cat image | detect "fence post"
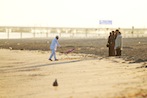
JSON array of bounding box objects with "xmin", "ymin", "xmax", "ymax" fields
[
  {"xmin": 20, "ymin": 32, "xmax": 22, "ymax": 38},
  {"xmin": 6, "ymin": 29, "xmax": 10, "ymax": 39},
  {"xmin": 131, "ymin": 26, "xmax": 134, "ymax": 38}
]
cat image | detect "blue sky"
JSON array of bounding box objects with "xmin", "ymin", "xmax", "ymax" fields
[{"xmin": 0, "ymin": 0, "xmax": 147, "ymax": 28}]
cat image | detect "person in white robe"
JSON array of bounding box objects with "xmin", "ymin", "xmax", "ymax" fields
[
  {"xmin": 115, "ymin": 31, "xmax": 122, "ymax": 56},
  {"xmin": 49, "ymin": 36, "xmax": 61, "ymax": 61}
]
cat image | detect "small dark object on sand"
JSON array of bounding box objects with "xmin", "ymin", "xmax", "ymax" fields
[{"xmin": 53, "ymin": 79, "xmax": 58, "ymax": 86}]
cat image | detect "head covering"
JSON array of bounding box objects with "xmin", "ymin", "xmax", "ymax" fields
[
  {"xmin": 115, "ymin": 29, "xmax": 119, "ymax": 32},
  {"xmin": 56, "ymin": 35, "xmax": 59, "ymax": 39}
]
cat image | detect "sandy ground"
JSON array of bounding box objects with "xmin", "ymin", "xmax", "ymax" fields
[
  {"xmin": 0, "ymin": 38, "xmax": 147, "ymax": 62},
  {"xmin": 0, "ymin": 49, "xmax": 147, "ymax": 98}
]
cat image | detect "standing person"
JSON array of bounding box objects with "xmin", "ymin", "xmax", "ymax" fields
[
  {"xmin": 107, "ymin": 31, "xmax": 115, "ymax": 56},
  {"xmin": 111, "ymin": 31, "xmax": 115, "ymax": 56},
  {"xmin": 49, "ymin": 36, "xmax": 61, "ymax": 61},
  {"xmin": 114, "ymin": 30, "xmax": 117, "ymax": 39},
  {"xmin": 115, "ymin": 30, "xmax": 122, "ymax": 56}
]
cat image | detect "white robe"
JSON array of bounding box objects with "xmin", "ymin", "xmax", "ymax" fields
[
  {"xmin": 50, "ymin": 38, "xmax": 60, "ymax": 50},
  {"xmin": 115, "ymin": 34, "xmax": 122, "ymax": 49}
]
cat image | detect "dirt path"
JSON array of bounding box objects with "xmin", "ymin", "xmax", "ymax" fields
[{"xmin": 0, "ymin": 49, "xmax": 147, "ymax": 98}]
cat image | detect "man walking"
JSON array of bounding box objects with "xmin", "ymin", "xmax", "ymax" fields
[{"xmin": 49, "ymin": 36, "xmax": 61, "ymax": 61}]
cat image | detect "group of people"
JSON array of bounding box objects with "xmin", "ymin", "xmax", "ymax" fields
[
  {"xmin": 48, "ymin": 29, "xmax": 122, "ymax": 61},
  {"xmin": 107, "ymin": 29, "xmax": 122, "ymax": 56}
]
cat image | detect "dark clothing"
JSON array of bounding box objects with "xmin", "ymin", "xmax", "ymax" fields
[
  {"xmin": 116, "ymin": 47, "xmax": 121, "ymax": 56},
  {"xmin": 108, "ymin": 35, "xmax": 115, "ymax": 56}
]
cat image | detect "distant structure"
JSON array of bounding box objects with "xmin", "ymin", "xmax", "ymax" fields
[{"xmin": 0, "ymin": 26, "xmax": 147, "ymax": 38}]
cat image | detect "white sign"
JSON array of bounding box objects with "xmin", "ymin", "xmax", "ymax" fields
[{"xmin": 99, "ymin": 20, "xmax": 112, "ymax": 25}]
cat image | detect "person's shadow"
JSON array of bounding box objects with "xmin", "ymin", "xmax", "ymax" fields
[{"xmin": 0, "ymin": 59, "xmax": 84, "ymax": 72}]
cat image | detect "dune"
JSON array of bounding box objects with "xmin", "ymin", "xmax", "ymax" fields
[{"xmin": 0, "ymin": 49, "xmax": 147, "ymax": 98}]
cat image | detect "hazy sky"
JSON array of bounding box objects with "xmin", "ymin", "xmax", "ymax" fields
[{"xmin": 0, "ymin": 0, "xmax": 147, "ymax": 28}]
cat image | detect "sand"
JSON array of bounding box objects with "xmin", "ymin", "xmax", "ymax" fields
[
  {"xmin": 0, "ymin": 38, "xmax": 147, "ymax": 62},
  {"xmin": 0, "ymin": 49, "xmax": 147, "ymax": 98}
]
